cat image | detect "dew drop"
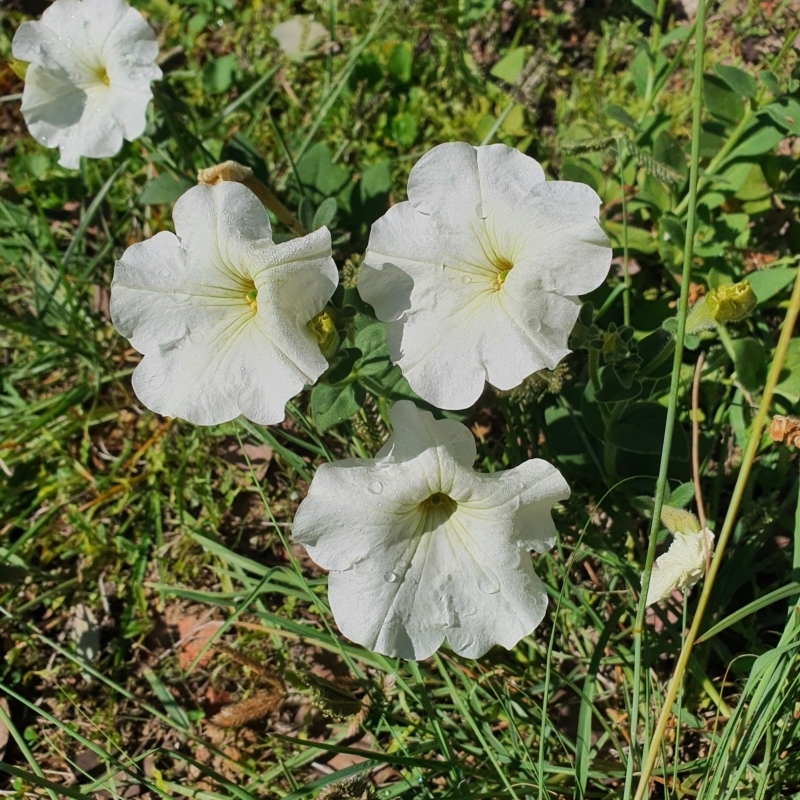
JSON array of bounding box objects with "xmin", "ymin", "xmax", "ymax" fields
[
  {"xmin": 477, "ymin": 568, "xmax": 500, "ymax": 594},
  {"xmin": 530, "ymin": 318, "xmax": 542, "ymax": 333},
  {"xmin": 461, "ymin": 275, "xmax": 471, "ymax": 284},
  {"xmin": 160, "ymin": 269, "xmax": 170, "ymax": 278},
  {"xmin": 460, "ymin": 595, "xmax": 477, "ymax": 616},
  {"xmin": 188, "ymin": 330, "xmax": 204, "ymax": 344},
  {"xmin": 474, "ymin": 201, "xmax": 488, "ymax": 219},
  {"xmin": 383, "ymin": 571, "xmax": 398, "ymax": 583},
  {"xmin": 368, "ymin": 480, "xmax": 383, "ymax": 495}
]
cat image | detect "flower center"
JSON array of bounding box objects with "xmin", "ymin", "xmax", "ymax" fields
[
  {"xmin": 93, "ymin": 66, "xmax": 110, "ymax": 86},
  {"xmin": 420, "ymin": 492, "xmax": 457, "ymax": 527},
  {"xmin": 490, "ymin": 255, "xmax": 514, "ymax": 291},
  {"xmin": 245, "ymin": 287, "xmax": 258, "ymax": 312}
]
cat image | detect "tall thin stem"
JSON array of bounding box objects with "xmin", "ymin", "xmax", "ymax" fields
[
  {"xmin": 622, "ymin": 2, "xmax": 707, "ymax": 796},
  {"xmin": 633, "ymin": 261, "xmax": 800, "ymax": 800}
]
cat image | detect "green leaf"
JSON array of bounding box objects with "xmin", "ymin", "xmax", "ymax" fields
[
  {"xmin": 728, "ymin": 337, "xmax": 766, "ymax": 394},
  {"xmin": 327, "ymin": 347, "xmax": 361, "ymax": 384},
  {"xmin": 653, "ymin": 130, "xmax": 688, "ymax": 180},
  {"xmin": 603, "ymin": 221, "xmax": 657, "ymax": 254},
  {"xmin": 762, "ymin": 98, "xmax": 800, "ymax": 135},
  {"xmin": 360, "ymin": 160, "xmax": 392, "ymax": 200},
  {"xmin": 659, "ymin": 214, "xmax": 686, "ymax": 251},
  {"xmin": 490, "ymin": 48, "xmax": 527, "ymax": 83},
  {"xmin": 596, "ymin": 366, "xmax": 642, "ymax": 402},
  {"xmin": 387, "ymin": 43, "xmax": 413, "ymax": 83},
  {"xmin": 298, "ymin": 196, "xmax": 315, "ymax": 231},
  {"xmin": 138, "ymin": 173, "xmax": 194, "ymax": 205},
  {"xmin": 703, "ymin": 74, "xmax": 745, "ymax": 124},
  {"xmin": 312, "ymin": 197, "xmax": 338, "ymax": 230},
  {"xmin": 296, "ymin": 143, "xmax": 351, "ymax": 200},
  {"xmin": 606, "ymin": 402, "xmax": 688, "ymax": 457},
  {"xmin": 391, "ymin": 113, "xmax": 418, "ymax": 147},
  {"xmin": 311, "ymin": 380, "xmax": 365, "ymax": 431},
  {"xmin": 727, "ymin": 119, "xmax": 786, "ymax": 159},
  {"xmin": 713, "ymin": 64, "xmax": 756, "ymax": 99},
  {"xmin": 604, "ymin": 104, "xmax": 637, "ymax": 130},
  {"xmin": 202, "ymin": 54, "xmax": 237, "ymax": 95},
  {"xmin": 774, "ymin": 339, "xmax": 800, "ymax": 402},
  {"xmin": 354, "ymin": 322, "xmax": 392, "ymax": 377},
  {"xmin": 667, "ymin": 482, "xmax": 696, "ymax": 508},
  {"xmin": 631, "ymin": 0, "xmax": 657, "ymax": 15},
  {"xmin": 747, "ymin": 267, "xmax": 796, "ymax": 305}
]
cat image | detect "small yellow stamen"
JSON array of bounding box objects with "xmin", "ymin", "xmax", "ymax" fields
[
  {"xmin": 491, "ymin": 255, "xmax": 514, "ymax": 291},
  {"xmin": 246, "ymin": 287, "xmax": 258, "ymax": 312},
  {"xmin": 94, "ymin": 66, "xmax": 110, "ymax": 86}
]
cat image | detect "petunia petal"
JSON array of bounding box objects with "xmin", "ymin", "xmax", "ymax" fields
[
  {"xmin": 111, "ymin": 183, "xmax": 337, "ymax": 425},
  {"xmin": 12, "ymin": 0, "xmax": 160, "ymax": 168},
  {"xmin": 359, "ymin": 142, "xmax": 612, "ymax": 409},
  {"xmin": 292, "ymin": 400, "xmax": 570, "ymax": 660}
]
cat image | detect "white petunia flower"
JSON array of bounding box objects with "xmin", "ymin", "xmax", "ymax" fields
[
  {"xmin": 358, "ymin": 142, "xmax": 612, "ymax": 410},
  {"xmin": 110, "ymin": 182, "xmax": 338, "ymax": 425},
  {"xmin": 292, "ymin": 400, "xmax": 570, "ymax": 660},
  {"xmin": 645, "ymin": 528, "xmax": 715, "ymax": 606},
  {"xmin": 12, "ymin": 0, "xmax": 162, "ymax": 169}
]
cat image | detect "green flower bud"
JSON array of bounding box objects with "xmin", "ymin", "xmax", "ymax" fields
[
  {"xmin": 705, "ymin": 280, "xmax": 757, "ymax": 324},
  {"xmin": 307, "ymin": 310, "xmax": 340, "ymax": 360},
  {"xmin": 660, "ymin": 505, "xmax": 701, "ymax": 535}
]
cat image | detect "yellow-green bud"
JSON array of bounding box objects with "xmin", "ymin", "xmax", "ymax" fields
[
  {"xmin": 9, "ymin": 59, "xmax": 28, "ymax": 80},
  {"xmin": 660, "ymin": 505, "xmax": 701, "ymax": 535},
  {"xmin": 307, "ymin": 310, "xmax": 339, "ymax": 359},
  {"xmin": 705, "ymin": 280, "xmax": 757, "ymax": 324}
]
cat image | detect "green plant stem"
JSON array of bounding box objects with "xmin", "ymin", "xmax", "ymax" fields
[
  {"xmin": 633, "ymin": 259, "xmax": 800, "ymax": 800},
  {"xmin": 674, "ymin": 105, "xmax": 753, "ymax": 216},
  {"xmin": 623, "ymin": 1, "xmax": 707, "ymax": 796},
  {"xmin": 643, "ymin": 0, "xmax": 669, "ymax": 106},
  {"xmin": 617, "ymin": 139, "xmax": 631, "ymax": 327}
]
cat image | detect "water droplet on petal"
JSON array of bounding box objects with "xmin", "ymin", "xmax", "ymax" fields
[
  {"xmin": 474, "ymin": 202, "xmax": 488, "ymax": 219},
  {"xmin": 477, "ymin": 568, "xmax": 500, "ymax": 594},
  {"xmin": 461, "ymin": 595, "xmax": 477, "ymax": 616},
  {"xmin": 189, "ymin": 330, "xmax": 204, "ymax": 344},
  {"xmin": 383, "ymin": 571, "xmax": 398, "ymax": 583},
  {"xmin": 368, "ymin": 480, "xmax": 383, "ymax": 495},
  {"xmin": 530, "ymin": 318, "xmax": 542, "ymax": 333},
  {"xmin": 461, "ymin": 275, "xmax": 471, "ymax": 284}
]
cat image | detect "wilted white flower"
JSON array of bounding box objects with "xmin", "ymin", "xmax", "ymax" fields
[
  {"xmin": 12, "ymin": 0, "xmax": 162, "ymax": 169},
  {"xmin": 645, "ymin": 528, "xmax": 715, "ymax": 606},
  {"xmin": 272, "ymin": 16, "xmax": 329, "ymax": 61},
  {"xmin": 358, "ymin": 142, "xmax": 612, "ymax": 410},
  {"xmin": 110, "ymin": 182, "xmax": 338, "ymax": 425},
  {"xmin": 292, "ymin": 400, "xmax": 570, "ymax": 660}
]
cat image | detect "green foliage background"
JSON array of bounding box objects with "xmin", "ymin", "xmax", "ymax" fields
[{"xmin": 1, "ymin": 0, "xmax": 800, "ymax": 798}]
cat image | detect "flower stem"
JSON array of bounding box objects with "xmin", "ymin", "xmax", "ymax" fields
[
  {"xmin": 617, "ymin": 139, "xmax": 631, "ymax": 328},
  {"xmin": 633, "ymin": 250, "xmax": 800, "ymax": 800},
  {"xmin": 623, "ymin": 0, "xmax": 707, "ymax": 795}
]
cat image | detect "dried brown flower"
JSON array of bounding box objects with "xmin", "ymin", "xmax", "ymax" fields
[{"xmin": 769, "ymin": 415, "xmax": 800, "ymax": 448}]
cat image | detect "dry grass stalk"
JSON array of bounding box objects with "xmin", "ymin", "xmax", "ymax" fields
[{"xmin": 211, "ymin": 691, "xmax": 282, "ymax": 729}]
